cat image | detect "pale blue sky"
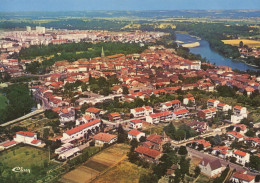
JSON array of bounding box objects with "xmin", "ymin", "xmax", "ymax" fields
[{"xmin": 0, "ymin": 0, "xmax": 259, "ymax": 11}]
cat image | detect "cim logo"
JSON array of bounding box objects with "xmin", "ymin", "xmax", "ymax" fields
[{"xmin": 12, "ymin": 167, "xmax": 31, "ymax": 173}]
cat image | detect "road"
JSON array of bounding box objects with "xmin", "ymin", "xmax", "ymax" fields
[
  {"xmin": 187, "ymin": 147, "xmax": 259, "ymax": 176},
  {"xmin": 0, "ymin": 109, "xmax": 44, "ymax": 127}
]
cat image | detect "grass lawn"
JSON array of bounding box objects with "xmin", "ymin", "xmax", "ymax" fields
[
  {"xmin": 93, "ymin": 160, "xmax": 151, "ymax": 183},
  {"xmin": 195, "ymin": 174, "xmax": 213, "ymax": 183},
  {"xmin": 0, "ymin": 145, "xmax": 49, "ymax": 168},
  {"xmin": 0, "ymin": 93, "xmax": 7, "ymax": 110}
]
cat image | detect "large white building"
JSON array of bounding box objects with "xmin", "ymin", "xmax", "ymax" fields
[
  {"xmin": 130, "ymin": 106, "xmax": 153, "ymax": 118},
  {"xmin": 14, "ymin": 131, "xmax": 44, "ymax": 147},
  {"xmin": 199, "ymin": 158, "xmax": 222, "ymax": 178}
]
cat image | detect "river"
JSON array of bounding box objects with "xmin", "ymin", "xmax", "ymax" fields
[{"xmin": 175, "ymin": 33, "xmax": 258, "ymax": 71}]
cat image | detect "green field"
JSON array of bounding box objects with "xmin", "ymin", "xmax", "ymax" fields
[
  {"xmin": 0, "ymin": 94, "xmax": 7, "ymax": 110},
  {"xmin": 0, "ymin": 145, "xmax": 49, "ymax": 168}
]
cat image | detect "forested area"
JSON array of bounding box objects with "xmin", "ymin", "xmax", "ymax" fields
[
  {"xmin": 0, "ymin": 84, "xmax": 34, "ymax": 124},
  {"xmin": 22, "ymin": 42, "xmax": 147, "ymax": 74}
]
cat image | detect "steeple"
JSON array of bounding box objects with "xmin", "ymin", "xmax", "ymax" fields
[{"xmin": 101, "ymin": 46, "xmax": 105, "ymax": 58}]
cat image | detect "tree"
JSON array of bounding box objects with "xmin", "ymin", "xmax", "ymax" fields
[
  {"xmin": 230, "ymin": 157, "xmax": 237, "ymax": 163},
  {"xmin": 248, "ymin": 155, "xmax": 260, "ymax": 171},
  {"xmin": 245, "ymin": 130, "xmax": 255, "ymax": 137},
  {"xmin": 122, "ymin": 86, "xmax": 129, "ymax": 95},
  {"xmin": 130, "ymin": 139, "xmax": 138, "ymax": 151},
  {"xmin": 178, "ymin": 146, "xmax": 188, "ymax": 155},
  {"xmin": 194, "ymin": 166, "xmax": 201, "ymax": 177},
  {"xmin": 198, "ymin": 144, "xmax": 204, "ymax": 151},
  {"xmin": 164, "ymin": 122, "xmax": 176, "ymax": 139},
  {"xmin": 139, "ymin": 173, "xmax": 158, "ymax": 183},
  {"xmin": 44, "ymin": 109, "xmax": 58, "ymax": 119},
  {"xmin": 239, "ymin": 41, "xmax": 244, "ymax": 48}
]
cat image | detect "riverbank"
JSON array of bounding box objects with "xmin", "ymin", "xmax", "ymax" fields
[
  {"xmin": 182, "ymin": 41, "xmax": 200, "ymax": 48},
  {"xmin": 176, "ymin": 32, "xmax": 259, "ymax": 71}
]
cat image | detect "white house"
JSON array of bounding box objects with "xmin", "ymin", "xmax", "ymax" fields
[
  {"xmin": 212, "ymin": 146, "xmax": 231, "ymax": 159},
  {"xmin": 0, "ymin": 140, "xmax": 17, "ymax": 150},
  {"xmin": 227, "ymin": 131, "xmax": 244, "ymax": 142},
  {"xmin": 146, "ymin": 111, "xmax": 173, "ymax": 124},
  {"xmin": 14, "ymin": 131, "xmax": 44, "ymax": 147},
  {"xmin": 128, "ymin": 129, "xmax": 145, "ymax": 141},
  {"xmin": 231, "ymin": 115, "xmax": 246, "ymax": 124},
  {"xmin": 199, "ymin": 158, "xmax": 223, "ymax": 177},
  {"xmin": 207, "ymin": 99, "xmax": 220, "ymax": 108},
  {"xmin": 172, "ymin": 108, "xmax": 189, "ymax": 120},
  {"xmin": 129, "ymin": 119, "xmax": 143, "ymax": 129},
  {"xmin": 92, "ymin": 133, "xmax": 117, "ymax": 147},
  {"xmin": 230, "ymin": 171, "xmax": 255, "ymax": 183},
  {"xmin": 61, "ymin": 119, "xmax": 101, "ymax": 142},
  {"xmin": 183, "ymin": 97, "xmax": 195, "ymax": 105},
  {"xmin": 232, "ymin": 150, "xmax": 250, "ymax": 166},
  {"xmin": 58, "ymin": 147, "xmax": 80, "ymax": 160},
  {"xmin": 59, "ymin": 108, "xmax": 75, "ymax": 126},
  {"xmin": 233, "ymin": 106, "xmax": 247, "ymax": 116},
  {"xmin": 130, "ymin": 106, "xmax": 153, "ymax": 118},
  {"xmin": 217, "ymin": 103, "xmax": 232, "ymax": 112},
  {"xmin": 161, "ymin": 100, "xmax": 181, "ymax": 111},
  {"xmin": 55, "ymin": 143, "xmax": 74, "ymax": 154}
]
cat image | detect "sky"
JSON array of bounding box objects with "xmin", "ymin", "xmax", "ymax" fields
[{"xmin": 0, "ymin": 0, "xmax": 259, "ymax": 12}]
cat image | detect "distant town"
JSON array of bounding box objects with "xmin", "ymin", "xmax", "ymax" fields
[{"xmin": 0, "ymin": 24, "xmax": 260, "ymax": 183}]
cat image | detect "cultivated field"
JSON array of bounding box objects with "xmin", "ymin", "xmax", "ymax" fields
[
  {"xmin": 60, "ymin": 144, "xmax": 130, "ymax": 183},
  {"xmin": 0, "ymin": 145, "xmax": 49, "ymax": 168},
  {"xmin": 93, "ymin": 160, "xmax": 151, "ymax": 183},
  {"xmin": 222, "ymin": 39, "xmax": 260, "ymax": 48}
]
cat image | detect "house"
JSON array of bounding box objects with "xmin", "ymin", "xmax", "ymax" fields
[
  {"xmin": 128, "ymin": 129, "xmax": 145, "ymax": 141},
  {"xmin": 0, "ymin": 140, "xmax": 17, "ymax": 150},
  {"xmin": 135, "ymin": 146, "xmax": 162, "ymax": 163},
  {"xmin": 59, "ymin": 108, "xmax": 75, "ymax": 126},
  {"xmin": 130, "ymin": 106, "xmax": 153, "ymax": 118},
  {"xmin": 217, "ymin": 103, "xmax": 232, "ymax": 112},
  {"xmin": 227, "ymin": 131, "xmax": 244, "ymax": 142},
  {"xmin": 111, "ymin": 85, "xmax": 123, "ymax": 94},
  {"xmin": 58, "ymin": 147, "xmax": 81, "ymax": 160},
  {"xmin": 199, "ymin": 158, "xmax": 222, "ymax": 177},
  {"xmin": 230, "ymin": 171, "xmax": 255, "ymax": 183},
  {"xmin": 244, "ymin": 137, "xmax": 260, "ymax": 147},
  {"xmin": 161, "ymin": 100, "xmax": 181, "ymax": 111},
  {"xmin": 192, "ymin": 139, "xmax": 211, "ymax": 150},
  {"xmin": 232, "ymin": 124, "xmax": 248, "ymax": 134},
  {"xmin": 232, "ymin": 150, "xmax": 250, "ymax": 166},
  {"xmin": 145, "ymin": 111, "xmax": 173, "ymax": 124},
  {"xmin": 108, "ymin": 112, "xmax": 121, "ymax": 122},
  {"xmin": 187, "ymin": 121, "xmax": 208, "ymax": 133},
  {"xmin": 183, "ymin": 97, "xmax": 195, "ymax": 105},
  {"xmin": 198, "ymin": 108, "xmax": 217, "ymax": 119},
  {"xmin": 143, "ymin": 134, "xmax": 168, "ymax": 151},
  {"xmin": 13, "ymin": 131, "xmax": 44, "ymax": 147},
  {"xmin": 129, "ymin": 119, "xmax": 143, "ymax": 129},
  {"xmin": 231, "ymin": 114, "xmax": 246, "ymax": 124},
  {"xmin": 61, "ymin": 119, "xmax": 101, "ymax": 142},
  {"xmin": 85, "ymin": 107, "xmax": 101, "ymax": 118},
  {"xmin": 172, "ymin": 108, "xmax": 189, "ymax": 120},
  {"xmin": 212, "ymin": 146, "xmax": 231, "ymax": 159},
  {"xmin": 55, "ymin": 143, "xmax": 74, "ymax": 154},
  {"xmin": 92, "ymin": 133, "xmax": 117, "ymax": 147},
  {"xmin": 233, "ymin": 106, "xmax": 247, "ymax": 116},
  {"xmin": 207, "ymin": 99, "xmax": 220, "ymax": 108}
]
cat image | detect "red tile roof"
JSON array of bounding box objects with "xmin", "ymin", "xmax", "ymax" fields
[
  {"xmin": 150, "ymin": 111, "xmax": 172, "ymax": 118},
  {"xmin": 193, "ymin": 139, "xmax": 211, "ymax": 147},
  {"xmin": 234, "ymin": 150, "xmax": 247, "ymax": 157},
  {"xmin": 135, "ymin": 146, "xmax": 162, "ymax": 159},
  {"xmin": 65, "ymin": 119, "xmax": 100, "ymax": 136},
  {"xmin": 86, "ymin": 107, "xmax": 101, "ymax": 113},
  {"xmin": 92, "ymin": 133, "xmax": 117, "ymax": 142},
  {"xmin": 227, "ymin": 131, "xmax": 244, "ymax": 139},
  {"xmin": 234, "ymin": 105, "xmax": 243, "ymax": 110},
  {"xmin": 2, "ymin": 140, "xmax": 16, "ymax": 147},
  {"xmin": 174, "ymin": 109, "xmax": 189, "ymax": 115},
  {"xmin": 31, "ymin": 139, "xmax": 40, "ymax": 144},
  {"xmin": 17, "ymin": 131, "xmax": 35, "ymax": 137},
  {"xmin": 128, "ymin": 129, "xmax": 142, "ymax": 136},
  {"xmin": 130, "ymin": 119, "xmax": 142, "ymax": 124},
  {"xmin": 232, "ymin": 172, "xmax": 255, "ymax": 182}
]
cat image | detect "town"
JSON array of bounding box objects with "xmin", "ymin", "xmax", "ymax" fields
[{"xmin": 0, "ymin": 24, "xmax": 260, "ymax": 183}]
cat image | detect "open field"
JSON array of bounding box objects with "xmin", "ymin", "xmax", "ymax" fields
[
  {"xmin": 60, "ymin": 144, "xmax": 130, "ymax": 183},
  {"xmin": 93, "ymin": 160, "xmax": 151, "ymax": 183},
  {"xmin": 0, "ymin": 145, "xmax": 49, "ymax": 168},
  {"xmin": 222, "ymin": 39, "xmax": 260, "ymax": 48}
]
